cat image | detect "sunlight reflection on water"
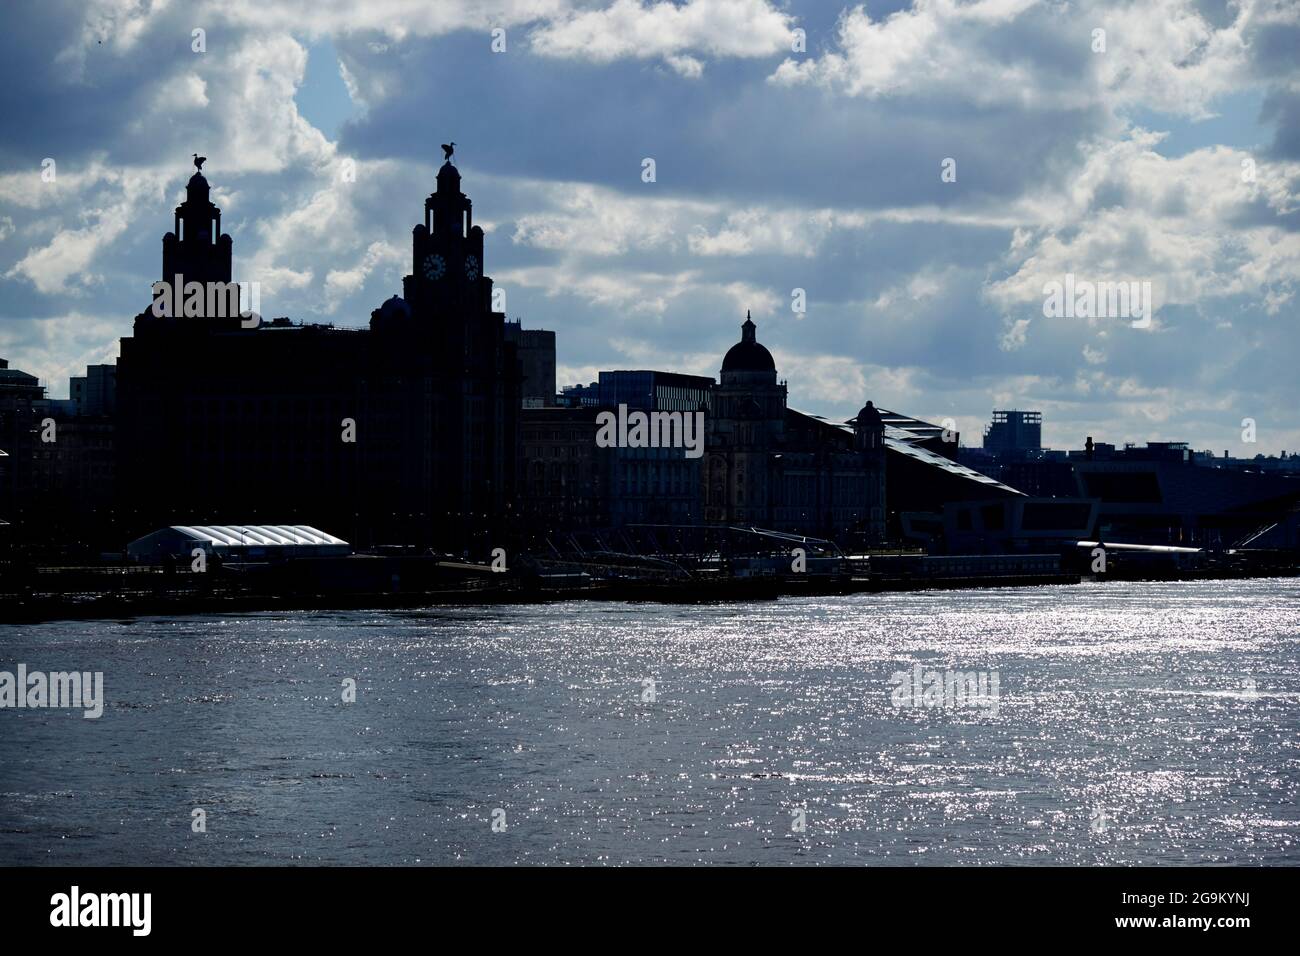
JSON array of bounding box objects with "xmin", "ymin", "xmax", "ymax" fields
[{"xmin": 0, "ymin": 578, "xmax": 1296, "ymax": 865}]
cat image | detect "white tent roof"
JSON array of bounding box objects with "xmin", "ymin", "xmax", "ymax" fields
[{"xmin": 168, "ymin": 525, "xmax": 348, "ymax": 547}]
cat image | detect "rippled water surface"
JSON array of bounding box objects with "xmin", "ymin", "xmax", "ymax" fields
[{"xmin": 2, "ymin": 579, "xmax": 1298, "ymax": 865}]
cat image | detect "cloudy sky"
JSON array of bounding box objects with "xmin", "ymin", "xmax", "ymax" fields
[{"xmin": 1, "ymin": 0, "xmax": 1297, "ymax": 454}]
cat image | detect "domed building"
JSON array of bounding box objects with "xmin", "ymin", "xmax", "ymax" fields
[
  {"xmin": 704, "ymin": 313, "xmax": 887, "ymax": 544},
  {"xmin": 698, "ymin": 313, "xmax": 1040, "ymax": 546},
  {"xmin": 705, "ymin": 313, "xmax": 787, "ymax": 528}
]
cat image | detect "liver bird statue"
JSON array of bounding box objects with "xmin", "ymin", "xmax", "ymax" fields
[
  {"xmin": 193, "ymin": 152, "xmax": 207, "ymax": 171},
  {"xmin": 441, "ymin": 141, "xmax": 455, "ymax": 163}
]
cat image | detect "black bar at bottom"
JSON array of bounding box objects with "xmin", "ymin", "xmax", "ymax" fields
[{"xmin": 0, "ymin": 866, "xmax": 1286, "ymax": 941}]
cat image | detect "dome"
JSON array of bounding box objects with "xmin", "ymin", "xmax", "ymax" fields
[
  {"xmin": 721, "ymin": 314, "xmax": 776, "ymax": 373},
  {"xmin": 436, "ymin": 161, "xmax": 461, "ymax": 190},
  {"xmin": 378, "ymin": 294, "xmax": 410, "ymax": 319},
  {"xmin": 186, "ymin": 171, "xmax": 210, "ymax": 201},
  {"xmin": 371, "ymin": 294, "xmax": 411, "ymax": 330}
]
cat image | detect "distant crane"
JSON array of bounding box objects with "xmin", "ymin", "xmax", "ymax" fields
[
  {"xmin": 441, "ymin": 141, "xmax": 455, "ymax": 163},
  {"xmin": 193, "ymin": 152, "xmax": 206, "ymax": 171}
]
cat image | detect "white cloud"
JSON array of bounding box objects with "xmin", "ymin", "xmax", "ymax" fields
[
  {"xmin": 4, "ymin": 166, "xmax": 167, "ymax": 295},
  {"xmin": 771, "ymin": 0, "xmax": 1050, "ymax": 105},
  {"xmin": 872, "ymin": 268, "xmax": 952, "ymax": 310},
  {"xmin": 499, "ymin": 262, "xmax": 701, "ymax": 314},
  {"xmin": 324, "ymin": 240, "xmax": 404, "ymax": 312},
  {"xmin": 688, "ymin": 208, "xmax": 866, "ymax": 257},
  {"xmin": 214, "ymin": 34, "xmax": 334, "ymax": 175},
  {"xmin": 0, "ymin": 312, "xmax": 124, "ymax": 396},
  {"xmin": 529, "ymin": 0, "xmax": 794, "ymax": 72},
  {"xmin": 510, "ymin": 181, "xmax": 703, "ymax": 256},
  {"xmin": 152, "ymin": 72, "xmax": 209, "ymax": 112},
  {"xmin": 720, "ymin": 280, "xmax": 779, "ymax": 317},
  {"xmin": 60, "ymin": 0, "xmax": 569, "ymax": 57},
  {"xmin": 769, "ymin": 0, "xmax": 1287, "ymax": 118},
  {"xmin": 985, "ymin": 133, "xmax": 1300, "ymax": 332}
]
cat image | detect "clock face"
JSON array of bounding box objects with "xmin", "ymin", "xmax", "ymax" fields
[
  {"xmin": 464, "ymin": 255, "xmax": 480, "ymax": 281},
  {"xmin": 423, "ymin": 253, "xmax": 445, "ymax": 281}
]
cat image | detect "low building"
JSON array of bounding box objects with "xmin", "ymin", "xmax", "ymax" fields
[
  {"xmin": 127, "ymin": 524, "xmax": 350, "ymax": 563},
  {"xmin": 964, "ymin": 436, "xmax": 1300, "ymax": 549}
]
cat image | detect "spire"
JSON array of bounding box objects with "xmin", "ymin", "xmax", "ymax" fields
[{"xmin": 741, "ymin": 310, "xmax": 756, "ymax": 343}]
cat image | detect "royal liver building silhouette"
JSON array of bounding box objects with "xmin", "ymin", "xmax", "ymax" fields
[{"xmin": 117, "ymin": 151, "xmax": 522, "ymax": 549}]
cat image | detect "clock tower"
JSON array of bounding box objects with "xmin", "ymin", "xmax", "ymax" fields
[
  {"xmin": 404, "ymin": 159, "xmax": 487, "ymax": 312},
  {"xmin": 366, "ymin": 149, "xmax": 520, "ymax": 550}
]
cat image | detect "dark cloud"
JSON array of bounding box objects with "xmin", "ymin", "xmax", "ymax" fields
[
  {"xmin": 1262, "ymin": 87, "xmax": 1300, "ymax": 160},
  {"xmin": 338, "ymin": 31, "xmax": 1104, "ymax": 210}
]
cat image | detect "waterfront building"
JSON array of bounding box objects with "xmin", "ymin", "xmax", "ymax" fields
[
  {"xmin": 703, "ymin": 314, "xmax": 1016, "ymax": 546},
  {"xmin": 520, "ymin": 371, "xmax": 706, "ymax": 534},
  {"xmin": 127, "ymin": 524, "xmax": 349, "ymax": 563},
  {"xmin": 117, "ymin": 156, "xmax": 529, "ymax": 552},
  {"xmin": 517, "ymin": 405, "xmax": 607, "ymax": 540},
  {"xmin": 10, "ymin": 155, "xmax": 1297, "ymax": 562},
  {"xmin": 962, "ymin": 431, "xmax": 1300, "ymax": 550},
  {"xmin": 596, "ymin": 370, "xmax": 710, "ymax": 528}
]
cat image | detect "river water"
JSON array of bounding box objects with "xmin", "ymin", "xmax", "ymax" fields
[{"xmin": 1, "ymin": 579, "xmax": 1297, "ymax": 865}]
